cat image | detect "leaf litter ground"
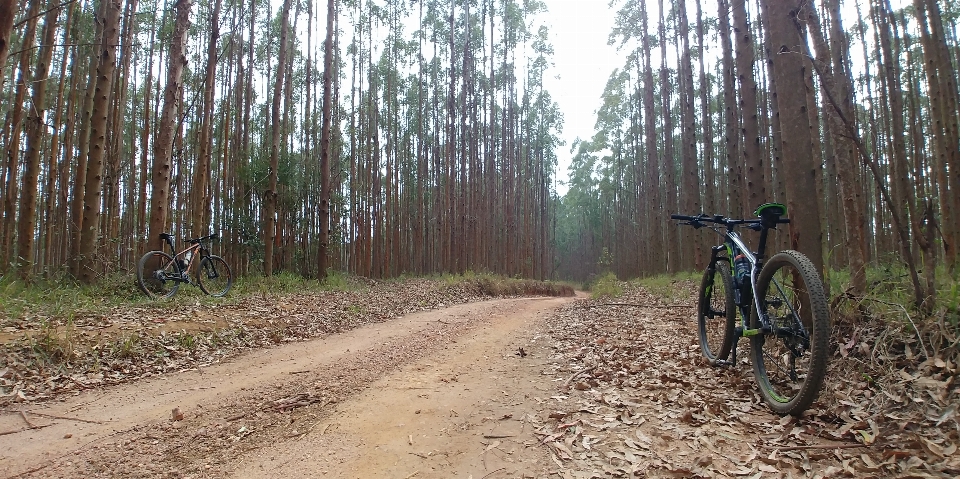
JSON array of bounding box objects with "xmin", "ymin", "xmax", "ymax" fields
[{"xmin": 0, "ymin": 278, "xmax": 956, "ymax": 478}]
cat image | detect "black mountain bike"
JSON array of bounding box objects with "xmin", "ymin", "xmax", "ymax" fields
[
  {"xmin": 136, "ymin": 233, "xmax": 233, "ymax": 299},
  {"xmin": 672, "ymin": 203, "xmax": 830, "ymax": 416}
]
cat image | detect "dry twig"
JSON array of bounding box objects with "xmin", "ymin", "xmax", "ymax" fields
[
  {"xmin": 562, "ymin": 366, "xmax": 597, "ymax": 388},
  {"xmin": 579, "ymin": 303, "xmax": 693, "ymax": 310}
]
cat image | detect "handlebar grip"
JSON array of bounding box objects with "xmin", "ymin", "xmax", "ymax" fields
[
  {"xmin": 211, "ymin": 232, "xmax": 219, "ymax": 240},
  {"xmin": 671, "ymin": 214, "xmax": 694, "ymax": 221},
  {"xmin": 779, "ymin": 218, "xmax": 791, "ymax": 224}
]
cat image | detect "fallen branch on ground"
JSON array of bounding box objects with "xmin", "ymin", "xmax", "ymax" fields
[
  {"xmin": 763, "ymin": 443, "xmax": 872, "ymax": 451},
  {"xmin": 562, "ymin": 366, "xmax": 597, "ymax": 388},
  {"xmin": 0, "ymin": 423, "xmax": 53, "ymax": 436},
  {"xmin": 578, "ymin": 303, "xmax": 694, "ymax": 310}
]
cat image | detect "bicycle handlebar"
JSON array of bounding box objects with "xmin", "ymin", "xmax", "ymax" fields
[
  {"xmin": 187, "ymin": 233, "xmax": 219, "ymax": 244},
  {"xmin": 671, "ymin": 213, "xmax": 790, "ymax": 228},
  {"xmin": 158, "ymin": 232, "xmax": 220, "ymax": 244}
]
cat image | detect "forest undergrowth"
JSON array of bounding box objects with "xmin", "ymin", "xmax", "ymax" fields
[
  {"xmin": 0, "ymin": 273, "xmax": 573, "ymax": 406},
  {"xmin": 592, "ymin": 269, "xmax": 959, "ymax": 471}
]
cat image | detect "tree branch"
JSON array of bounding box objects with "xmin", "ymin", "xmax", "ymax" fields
[{"xmin": 13, "ymin": 0, "xmax": 76, "ymax": 29}]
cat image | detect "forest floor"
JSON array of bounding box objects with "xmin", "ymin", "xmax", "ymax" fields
[{"xmin": 0, "ymin": 277, "xmax": 957, "ymax": 478}]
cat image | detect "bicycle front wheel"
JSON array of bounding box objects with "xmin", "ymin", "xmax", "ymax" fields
[
  {"xmin": 750, "ymin": 250, "xmax": 830, "ymax": 416},
  {"xmin": 197, "ymin": 255, "xmax": 233, "ymax": 297},
  {"xmin": 137, "ymin": 251, "xmax": 180, "ymax": 299},
  {"xmin": 698, "ymin": 258, "xmax": 736, "ymax": 365}
]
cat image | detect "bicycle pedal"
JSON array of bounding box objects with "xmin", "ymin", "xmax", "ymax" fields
[{"xmin": 715, "ymin": 360, "xmax": 734, "ymax": 367}]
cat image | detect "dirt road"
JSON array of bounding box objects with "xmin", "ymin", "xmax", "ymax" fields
[
  {"xmin": 3, "ymin": 283, "xmax": 956, "ymax": 478},
  {"xmin": 1, "ymin": 295, "xmax": 576, "ymax": 478}
]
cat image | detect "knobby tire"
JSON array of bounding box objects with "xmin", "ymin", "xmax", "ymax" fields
[
  {"xmin": 698, "ymin": 259, "xmax": 736, "ymax": 365},
  {"xmin": 197, "ymin": 255, "xmax": 233, "ymax": 297},
  {"xmin": 137, "ymin": 251, "xmax": 180, "ymax": 299},
  {"xmin": 749, "ymin": 250, "xmax": 830, "ymax": 416}
]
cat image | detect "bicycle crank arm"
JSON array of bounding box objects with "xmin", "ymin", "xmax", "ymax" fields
[{"xmin": 734, "ymin": 326, "xmax": 768, "ymax": 337}]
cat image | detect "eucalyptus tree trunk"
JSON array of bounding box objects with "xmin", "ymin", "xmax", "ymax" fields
[
  {"xmin": 733, "ymin": 0, "xmax": 764, "ymax": 213},
  {"xmin": 0, "ymin": 0, "xmax": 15, "ymax": 85},
  {"xmin": 147, "ymin": 0, "xmax": 191, "ymax": 254},
  {"xmin": 17, "ymin": 1, "xmax": 59, "ymax": 281},
  {"xmin": 641, "ymin": 0, "xmax": 660, "ymax": 274},
  {"xmin": 191, "ymin": 0, "xmax": 222, "ymax": 238},
  {"xmin": 878, "ymin": 0, "xmax": 933, "ymax": 307},
  {"xmin": 806, "ymin": 1, "xmax": 866, "ymax": 295},
  {"xmin": 761, "ymin": 0, "xmax": 824, "ymax": 273},
  {"xmin": 77, "ymin": 0, "xmax": 123, "ymax": 283},
  {"xmin": 317, "ymin": 0, "xmax": 335, "ymax": 279},
  {"xmin": 264, "ymin": 0, "xmax": 292, "ymax": 276},
  {"xmin": 137, "ymin": 17, "xmax": 157, "ymax": 253},
  {"xmin": 1, "ymin": 0, "xmax": 39, "ymax": 273},
  {"xmin": 913, "ymin": 0, "xmax": 959, "ymax": 271},
  {"xmin": 677, "ymin": 0, "xmax": 700, "ymax": 271},
  {"xmin": 43, "ymin": 0, "xmax": 77, "ymax": 271},
  {"xmin": 695, "ymin": 0, "xmax": 714, "ymax": 220},
  {"xmin": 659, "ymin": 4, "xmax": 678, "ymax": 273},
  {"xmin": 718, "ymin": 0, "xmax": 742, "ymax": 218}
]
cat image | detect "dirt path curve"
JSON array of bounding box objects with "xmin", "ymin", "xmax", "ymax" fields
[{"xmin": 1, "ymin": 295, "xmax": 578, "ymax": 478}]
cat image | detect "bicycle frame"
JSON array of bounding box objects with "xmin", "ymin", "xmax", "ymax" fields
[
  {"xmin": 708, "ymin": 227, "xmax": 770, "ymax": 336},
  {"xmin": 675, "ymin": 206, "xmax": 791, "ymax": 343},
  {"xmin": 158, "ymin": 233, "xmax": 215, "ymax": 283}
]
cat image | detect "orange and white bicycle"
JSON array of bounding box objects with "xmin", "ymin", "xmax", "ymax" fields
[{"xmin": 136, "ymin": 233, "xmax": 233, "ymax": 299}]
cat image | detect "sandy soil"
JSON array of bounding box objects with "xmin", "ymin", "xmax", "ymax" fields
[{"xmin": 0, "ymin": 295, "xmax": 576, "ymax": 479}]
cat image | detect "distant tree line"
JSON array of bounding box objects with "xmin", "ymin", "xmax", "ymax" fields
[
  {"xmin": 0, "ymin": 0, "xmax": 562, "ymax": 284},
  {"xmin": 556, "ymin": 0, "xmax": 958, "ymax": 311}
]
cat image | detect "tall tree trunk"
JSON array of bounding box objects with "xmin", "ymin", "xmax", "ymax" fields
[
  {"xmin": 733, "ymin": 0, "xmax": 765, "ymax": 213},
  {"xmin": 1, "ymin": 0, "xmax": 39, "ymax": 273},
  {"xmin": 696, "ymin": 0, "xmax": 714, "ymax": 219},
  {"xmin": 77, "ymin": 0, "xmax": 123, "ymax": 283},
  {"xmin": 881, "ymin": 0, "xmax": 933, "ymax": 308},
  {"xmin": 17, "ymin": 1, "xmax": 59, "ymax": 280},
  {"xmin": 264, "ymin": 0, "xmax": 291, "ymax": 276},
  {"xmin": 0, "ymin": 0, "xmax": 15, "ymax": 85},
  {"xmin": 317, "ymin": 0, "xmax": 335, "ymax": 279},
  {"xmin": 147, "ymin": 0, "xmax": 191, "ymax": 253},
  {"xmin": 825, "ymin": 0, "xmax": 867, "ymax": 294},
  {"xmin": 761, "ymin": 0, "xmax": 824, "ymax": 272},
  {"xmin": 913, "ymin": 0, "xmax": 959, "ymax": 270},
  {"xmin": 660, "ymin": 3, "xmax": 678, "ymax": 273},
  {"xmin": 719, "ymin": 0, "xmax": 743, "ymax": 218},
  {"xmin": 43, "ymin": 0, "xmax": 77, "ymax": 272},
  {"xmin": 137, "ymin": 18, "xmax": 157, "ymax": 254},
  {"xmin": 192, "ymin": 0, "xmax": 222, "ymax": 237}
]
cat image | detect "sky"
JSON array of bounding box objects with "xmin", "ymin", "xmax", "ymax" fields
[{"xmin": 540, "ymin": 0, "xmax": 621, "ymax": 197}]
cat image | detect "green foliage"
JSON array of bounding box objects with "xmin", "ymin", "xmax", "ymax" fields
[
  {"xmin": 590, "ymin": 272, "xmax": 623, "ymax": 299},
  {"xmin": 633, "ymin": 272, "xmax": 698, "ymax": 302},
  {"xmin": 27, "ymin": 320, "xmax": 77, "ymax": 365},
  {"xmin": 0, "ymin": 273, "xmax": 141, "ymax": 323},
  {"xmin": 110, "ymin": 333, "xmax": 144, "ymax": 360},
  {"xmin": 830, "ymin": 263, "xmax": 960, "ymax": 331}
]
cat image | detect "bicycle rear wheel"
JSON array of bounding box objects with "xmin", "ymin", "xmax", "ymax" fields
[
  {"xmin": 197, "ymin": 255, "xmax": 233, "ymax": 297},
  {"xmin": 698, "ymin": 258, "xmax": 736, "ymax": 365},
  {"xmin": 137, "ymin": 251, "xmax": 180, "ymax": 299},
  {"xmin": 750, "ymin": 250, "xmax": 830, "ymax": 416}
]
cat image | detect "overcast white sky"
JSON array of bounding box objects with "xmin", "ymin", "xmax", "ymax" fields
[{"xmin": 540, "ymin": 0, "xmax": 620, "ymax": 196}]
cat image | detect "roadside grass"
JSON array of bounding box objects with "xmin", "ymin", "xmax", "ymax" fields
[
  {"xmin": 585, "ymin": 271, "xmax": 699, "ymax": 301},
  {"xmin": 0, "ymin": 270, "xmax": 574, "ymax": 328},
  {"xmin": 427, "ymin": 270, "xmax": 575, "ymax": 297},
  {"xmin": 827, "ymin": 263, "xmax": 959, "ymax": 364},
  {"xmin": 589, "ymin": 272, "xmax": 622, "ymax": 299},
  {"xmin": 632, "ymin": 271, "xmax": 699, "ymax": 302}
]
